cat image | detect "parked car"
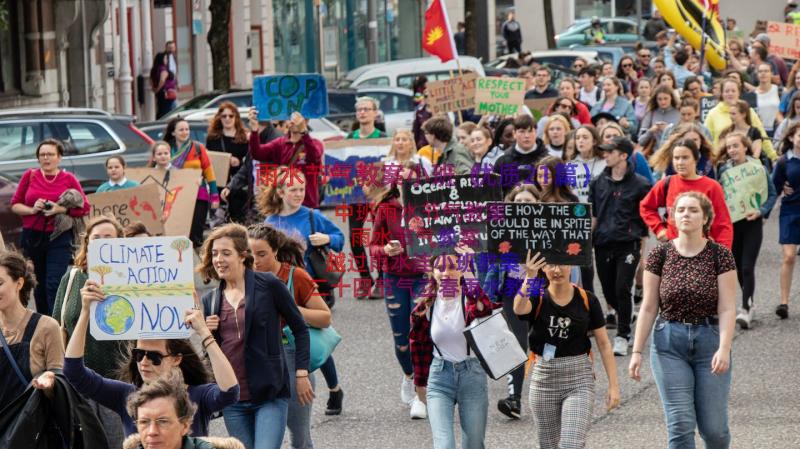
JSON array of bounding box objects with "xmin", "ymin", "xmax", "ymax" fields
[
  {"xmin": 486, "ymin": 50, "xmax": 602, "ymax": 71},
  {"xmin": 555, "ymin": 18, "xmax": 641, "ymax": 48},
  {"xmin": 356, "ymin": 87, "xmax": 415, "ymax": 134},
  {"xmin": 161, "ymin": 88, "xmax": 252, "ymax": 121},
  {"xmin": 0, "ymin": 172, "xmax": 23, "ymax": 247},
  {"xmin": 337, "ymin": 56, "xmax": 486, "ymax": 89},
  {"xmin": 569, "ymin": 42, "xmax": 659, "ymax": 69},
  {"xmin": 0, "ymin": 108, "xmax": 153, "ymax": 193}
]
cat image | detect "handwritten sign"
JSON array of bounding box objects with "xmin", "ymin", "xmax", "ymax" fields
[
  {"xmin": 127, "ymin": 168, "xmax": 200, "ymax": 237},
  {"xmin": 321, "ymin": 138, "xmax": 393, "ymax": 206},
  {"xmin": 474, "ymin": 77, "xmax": 526, "ymax": 116},
  {"xmin": 207, "ymin": 151, "xmax": 232, "ymax": 186},
  {"xmin": 487, "ymin": 202, "xmax": 593, "ymax": 266},
  {"xmin": 524, "ymin": 98, "xmax": 553, "ymax": 120},
  {"xmin": 699, "ymin": 96, "xmax": 719, "ymax": 123},
  {"xmin": 426, "ymin": 73, "xmax": 478, "ymax": 114},
  {"xmin": 86, "ymin": 184, "xmax": 165, "ymax": 235},
  {"xmin": 253, "ymin": 74, "xmax": 329, "ymax": 121},
  {"xmin": 88, "ymin": 236, "xmax": 195, "ymax": 340},
  {"xmin": 766, "ymin": 21, "xmax": 800, "ymax": 60},
  {"xmin": 719, "ymin": 160, "xmax": 768, "ymax": 222},
  {"xmin": 402, "ymin": 174, "xmax": 502, "ymax": 257}
]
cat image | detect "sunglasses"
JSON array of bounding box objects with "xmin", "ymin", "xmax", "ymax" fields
[
  {"xmin": 622, "ymin": 64, "xmax": 633, "ymax": 68},
  {"xmin": 220, "ymin": 114, "xmax": 235, "ymax": 119},
  {"xmin": 132, "ymin": 348, "xmax": 172, "ymax": 365}
]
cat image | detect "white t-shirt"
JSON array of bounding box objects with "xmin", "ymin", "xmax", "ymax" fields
[
  {"xmin": 756, "ymin": 84, "xmax": 781, "ymax": 132},
  {"xmin": 570, "ymin": 155, "xmax": 607, "ymax": 203},
  {"xmin": 430, "ymin": 293, "xmax": 469, "ymax": 363},
  {"xmin": 579, "ymin": 86, "xmax": 601, "ymax": 108}
]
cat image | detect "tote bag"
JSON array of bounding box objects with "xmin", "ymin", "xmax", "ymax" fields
[{"xmin": 463, "ymin": 309, "xmax": 527, "ymax": 380}]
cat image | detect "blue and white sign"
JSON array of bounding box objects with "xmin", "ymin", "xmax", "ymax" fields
[{"xmin": 253, "ymin": 74, "xmax": 329, "ymax": 121}]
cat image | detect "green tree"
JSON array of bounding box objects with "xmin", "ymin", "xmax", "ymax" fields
[
  {"xmin": 171, "ymin": 238, "xmax": 191, "ymax": 263},
  {"xmin": 91, "ymin": 265, "xmax": 113, "ymax": 285},
  {"xmin": 208, "ymin": 0, "xmax": 232, "ymax": 90}
]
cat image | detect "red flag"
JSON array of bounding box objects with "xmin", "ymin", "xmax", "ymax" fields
[{"xmin": 422, "ymin": 0, "xmax": 457, "ymax": 63}]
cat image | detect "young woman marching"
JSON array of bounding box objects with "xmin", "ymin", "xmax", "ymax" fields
[
  {"xmin": 772, "ymin": 121, "xmax": 800, "ymax": 319},
  {"xmin": 513, "ymin": 250, "xmax": 620, "ymax": 449},
  {"xmin": 715, "ymin": 132, "xmax": 777, "ymax": 328},
  {"xmin": 630, "ymin": 192, "xmax": 737, "ymax": 448}
]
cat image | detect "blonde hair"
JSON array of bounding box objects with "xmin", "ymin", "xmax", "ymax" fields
[
  {"xmin": 542, "ymin": 114, "xmax": 571, "ymax": 146},
  {"xmin": 74, "ymin": 215, "xmax": 124, "ymax": 271},
  {"xmin": 256, "ymin": 167, "xmax": 306, "ymax": 217},
  {"xmin": 387, "ymin": 129, "xmax": 418, "ymax": 163}
]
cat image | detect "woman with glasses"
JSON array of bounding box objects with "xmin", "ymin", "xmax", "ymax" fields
[
  {"xmin": 63, "ymin": 272, "xmax": 240, "ymax": 438},
  {"xmin": 206, "ymin": 101, "xmax": 251, "ymax": 224},
  {"xmin": 616, "ymin": 56, "xmax": 641, "ymax": 99},
  {"xmin": 537, "ymin": 97, "xmax": 581, "ymax": 137}
]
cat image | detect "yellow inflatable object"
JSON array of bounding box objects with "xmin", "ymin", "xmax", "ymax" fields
[{"xmin": 655, "ymin": 0, "xmax": 727, "ymax": 71}]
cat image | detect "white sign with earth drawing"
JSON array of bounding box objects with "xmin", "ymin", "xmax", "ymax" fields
[{"xmin": 88, "ymin": 236, "xmax": 195, "ymax": 340}]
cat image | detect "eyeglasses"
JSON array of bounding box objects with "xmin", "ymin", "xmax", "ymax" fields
[
  {"xmin": 136, "ymin": 418, "xmax": 177, "ymax": 429},
  {"xmin": 132, "ymin": 348, "xmax": 172, "ymax": 365},
  {"xmin": 38, "ymin": 153, "xmax": 59, "ymax": 159},
  {"xmin": 622, "ymin": 63, "xmax": 633, "ymax": 68},
  {"xmin": 220, "ymin": 114, "xmax": 235, "ymax": 119}
]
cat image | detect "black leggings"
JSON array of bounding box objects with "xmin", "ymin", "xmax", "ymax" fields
[
  {"xmin": 594, "ymin": 241, "xmax": 640, "ymax": 339},
  {"xmin": 348, "ymin": 204, "xmax": 374, "ymax": 281},
  {"xmin": 190, "ymin": 199, "xmax": 209, "ymax": 248},
  {"xmin": 732, "ymin": 218, "xmax": 763, "ymax": 310},
  {"xmin": 502, "ymin": 294, "xmax": 528, "ymax": 399}
]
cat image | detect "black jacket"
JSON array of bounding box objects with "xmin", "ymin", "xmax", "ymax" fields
[
  {"xmin": 0, "ymin": 373, "xmax": 108, "ymax": 449},
  {"xmin": 588, "ymin": 163, "xmax": 650, "ymax": 246},
  {"xmin": 492, "ymin": 139, "xmax": 547, "ymax": 195},
  {"xmin": 228, "ymin": 124, "xmax": 283, "ymax": 198},
  {"xmin": 201, "ymin": 269, "xmax": 310, "ymax": 404}
]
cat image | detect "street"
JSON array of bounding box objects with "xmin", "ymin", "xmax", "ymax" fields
[{"xmin": 205, "ymin": 206, "xmax": 800, "ymax": 449}]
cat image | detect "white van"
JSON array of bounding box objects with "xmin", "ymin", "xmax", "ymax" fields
[{"xmin": 338, "ymin": 56, "xmax": 486, "ymax": 90}]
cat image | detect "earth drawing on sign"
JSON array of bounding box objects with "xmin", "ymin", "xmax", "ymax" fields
[{"xmin": 95, "ymin": 295, "xmax": 135, "ymax": 335}]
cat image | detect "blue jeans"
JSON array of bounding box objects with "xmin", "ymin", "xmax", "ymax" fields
[
  {"xmin": 650, "ymin": 318, "xmax": 732, "ymax": 449},
  {"xmin": 384, "ymin": 274, "xmax": 426, "ymax": 376},
  {"xmin": 21, "ymin": 229, "xmax": 73, "ymax": 316},
  {"xmin": 223, "ymin": 398, "xmax": 290, "ymax": 449},
  {"xmin": 284, "ymin": 342, "xmax": 315, "ymax": 449},
  {"xmin": 318, "ymin": 356, "xmax": 338, "ymax": 389},
  {"xmin": 426, "ymin": 358, "xmax": 488, "ymax": 449}
]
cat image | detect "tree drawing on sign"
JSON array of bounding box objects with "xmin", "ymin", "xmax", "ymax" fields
[
  {"xmin": 91, "ymin": 265, "xmax": 113, "ymax": 285},
  {"xmin": 171, "ymin": 238, "xmax": 191, "ymax": 263}
]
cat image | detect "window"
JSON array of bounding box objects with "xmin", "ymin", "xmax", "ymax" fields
[
  {"xmin": 58, "ymin": 122, "xmax": 119, "ymax": 156},
  {"xmin": 211, "ymin": 94, "xmax": 252, "ymax": 109},
  {"xmin": 359, "ymin": 77, "xmax": 390, "ymax": 87},
  {"xmin": 368, "ymin": 92, "xmax": 414, "ymax": 114},
  {"xmin": 328, "ymin": 92, "xmax": 357, "ymax": 114},
  {"xmin": 0, "ymin": 123, "xmax": 41, "ymax": 161},
  {"xmin": 611, "ymin": 21, "xmax": 637, "ymax": 35}
]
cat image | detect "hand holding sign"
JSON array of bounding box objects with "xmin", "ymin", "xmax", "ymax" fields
[
  {"xmin": 524, "ymin": 250, "xmax": 547, "ymax": 278},
  {"xmin": 184, "ymin": 309, "xmax": 212, "ymax": 340},
  {"xmin": 80, "ymin": 280, "xmax": 106, "ymax": 310},
  {"xmin": 252, "ymin": 74, "xmax": 329, "ymax": 121}
]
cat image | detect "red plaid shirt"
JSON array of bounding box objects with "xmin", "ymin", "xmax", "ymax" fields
[{"xmin": 409, "ymin": 285, "xmax": 497, "ymax": 387}]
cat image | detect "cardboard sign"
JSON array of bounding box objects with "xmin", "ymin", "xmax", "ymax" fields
[
  {"xmin": 402, "ymin": 174, "xmax": 502, "ymax": 257},
  {"xmin": 321, "ymin": 138, "xmax": 393, "ymax": 206},
  {"xmin": 253, "ymin": 74, "xmax": 329, "ymax": 120},
  {"xmin": 426, "ymin": 73, "xmax": 478, "ymax": 114},
  {"xmin": 127, "ymin": 168, "xmax": 201, "ymax": 237},
  {"xmin": 87, "ymin": 184, "xmax": 165, "ymax": 235},
  {"xmin": 474, "ymin": 77, "xmax": 526, "ymax": 116},
  {"xmin": 718, "ymin": 160, "xmax": 769, "ymax": 222},
  {"xmin": 699, "ymin": 96, "xmax": 719, "ymax": 123},
  {"xmin": 766, "ymin": 21, "xmax": 800, "ymax": 60},
  {"xmin": 207, "ymin": 151, "xmax": 232, "ymax": 186},
  {"xmin": 524, "ymin": 98, "xmax": 554, "ymax": 120},
  {"xmin": 487, "ymin": 202, "xmax": 593, "ymax": 266},
  {"xmin": 88, "ymin": 236, "xmax": 195, "ymax": 340}
]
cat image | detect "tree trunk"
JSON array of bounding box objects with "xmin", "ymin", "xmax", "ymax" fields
[
  {"xmin": 543, "ymin": 0, "xmax": 556, "ymax": 50},
  {"xmin": 464, "ymin": 0, "xmax": 476, "ymax": 56},
  {"xmin": 207, "ymin": 0, "xmax": 231, "ymax": 90}
]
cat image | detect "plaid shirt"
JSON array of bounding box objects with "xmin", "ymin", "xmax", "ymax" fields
[{"xmin": 409, "ymin": 284, "xmax": 497, "ymax": 388}]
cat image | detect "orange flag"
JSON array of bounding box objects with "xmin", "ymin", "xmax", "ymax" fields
[{"xmin": 422, "ymin": 0, "xmax": 457, "ymax": 63}]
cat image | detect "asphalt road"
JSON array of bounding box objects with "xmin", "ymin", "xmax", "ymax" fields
[{"xmin": 206, "ymin": 207, "xmax": 800, "ymax": 449}]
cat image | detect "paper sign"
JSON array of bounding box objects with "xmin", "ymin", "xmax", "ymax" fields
[
  {"xmin": 487, "ymin": 202, "xmax": 593, "ymax": 266},
  {"xmin": 87, "ymin": 184, "xmax": 165, "ymax": 235},
  {"xmin": 321, "ymin": 138, "xmax": 393, "ymax": 206},
  {"xmin": 127, "ymin": 168, "xmax": 201, "ymax": 237},
  {"xmin": 402, "ymin": 174, "xmax": 502, "ymax": 257},
  {"xmin": 766, "ymin": 21, "xmax": 800, "ymax": 60},
  {"xmin": 426, "ymin": 73, "xmax": 478, "ymax": 114},
  {"xmin": 524, "ymin": 98, "xmax": 554, "ymax": 120},
  {"xmin": 718, "ymin": 160, "xmax": 769, "ymax": 222},
  {"xmin": 253, "ymin": 74, "xmax": 329, "ymax": 120},
  {"xmin": 88, "ymin": 236, "xmax": 195, "ymax": 340},
  {"xmin": 474, "ymin": 77, "xmax": 526, "ymax": 116},
  {"xmin": 207, "ymin": 151, "xmax": 232, "ymax": 186},
  {"xmin": 699, "ymin": 96, "xmax": 719, "ymax": 123}
]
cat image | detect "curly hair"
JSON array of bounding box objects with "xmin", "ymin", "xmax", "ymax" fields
[
  {"xmin": 247, "ymin": 223, "xmax": 306, "ymax": 268},
  {"xmin": 0, "ymin": 250, "xmax": 37, "ymax": 307},
  {"xmin": 196, "ymin": 223, "xmax": 254, "ymax": 281},
  {"xmin": 206, "ymin": 101, "xmax": 248, "ymax": 144},
  {"xmin": 73, "ymin": 215, "xmax": 124, "ymax": 271},
  {"xmin": 118, "ymin": 339, "xmax": 212, "ymax": 389},
  {"xmin": 126, "ymin": 369, "xmax": 198, "ymax": 426},
  {"xmin": 671, "ymin": 191, "xmax": 715, "ymax": 236}
]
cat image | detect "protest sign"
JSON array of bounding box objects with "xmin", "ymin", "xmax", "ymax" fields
[
  {"xmin": 253, "ymin": 74, "xmax": 329, "ymax": 121},
  {"xmin": 699, "ymin": 96, "xmax": 719, "ymax": 123},
  {"xmin": 524, "ymin": 98, "xmax": 554, "ymax": 120},
  {"xmin": 88, "ymin": 236, "xmax": 195, "ymax": 340},
  {"xmin": 766, "ymin": 21, "xmax": 800, "ymax": 60},
  {"xmin": 402, "ymin": 174, "xmax": 502, "ymax": 257},
  {"xmin": 718, "ymin": 159, "xmax": 769, "ymax": 222},
  {"xmin": 474, "ymin": 77, "xmax": 525, "ymax": 116},
  {"xmin": 426, "ymin": 73, "xmax": 478, "ymax": 114},
  {"xmin": 321, "ymin": 138, "xmax": 393, "ymax": 206},
  {"xmin": 207, "ymin": 151, "xmax": 232, "ymax": 186},
  {"xmin": 487, "ymin": 202, "xmax": 593, "ymax": 266},
  {"xmin": 127, "ymin": 168, "xmax": 200, "ymax": 237},
  {"xmin": 87, "ymin": 184, "xmax": 164, "ymax": 235}
]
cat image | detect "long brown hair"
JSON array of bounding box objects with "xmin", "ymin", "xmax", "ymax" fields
[
  {"xmin": 117, "ymin": 339, "xmax": 211, "ymax": 388},
  {"xmin": 247, "ymin": 223, "xmax": 306, "ymax": 268},
  {"xmin": 206, "ymin": 101, "xmax": 248, "ymax": 144},
  {"xmin": 715, "ymin": 131, "xmax": 753, "ymax": 166},
  {"xmin": 256, "ymin": 167, "xmax": 306, "ymax": 217},
  {"xmin": 196, "ymin": 223, "xmax": 254, "ymax": 281},
  {"xmin": 650, "ymin": 123, "xmax": 714, "ymax": 172},
  {"xmin": 73, "ymin": 215, "xmax": 124, "ymax": 271},
  {"xmin": 536, "ymin": 156, "xmax": 576, "ymax": 202}
]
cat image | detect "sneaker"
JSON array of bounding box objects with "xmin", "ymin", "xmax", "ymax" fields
[
  {"xmin": 606, "ymin": 312, "xmax": 617, "ymax": 329},
  {"xmin": 410, "ymin": 397, "xmax": 427, "ymax": 419},
  {"xmin": 613, "ymin": 336, "xmax": 629, "ymax": 356},
  {"xmin": 736, "ymin": 309, "xmax": 752, "ymax": 329},
  {"xmin": 776, "ymin": 304, "xmax": 789, "ymax": 320},
  {"xmin": 369, "ymin": 284, "xmax": 383, "ymax": 300},
  {"xmin": 633, "ymin": 285, "xmax": 643, "ymax": 305},
  {"xmin": 400, "ymin": 376, "xmax": 415, "ymax": 404},
  {"xmin": 325, "ymin": 388, "xmax": 344, "ymax": 416},
  {"xmin": 355, "ymin": 279, "xmax": 373, "ymax": 300},
  {"xmin": 497, "ymin": 396, "xmax": 521, "ymax": 419}
]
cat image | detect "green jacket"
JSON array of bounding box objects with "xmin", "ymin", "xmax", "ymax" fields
[{"xmin": 439, "ymin": 139, "xmax": 474, "ymax": 175}]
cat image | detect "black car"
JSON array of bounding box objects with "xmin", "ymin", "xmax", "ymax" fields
[
  {"xmin": 0, "ymin": 172, "xmax": 23, "ymax": 247},
  {"xmin": 0, "ymin": 108, "xmax": 153, "ymax": 193}
]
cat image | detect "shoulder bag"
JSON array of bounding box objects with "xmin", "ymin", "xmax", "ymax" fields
[
  {"xmin": 307, "ymin": 210, "xmax": 344, "ymax": 290},
  {"xmin": 59, "ymin": 267, "xmax": 80, "ymax": 346}
]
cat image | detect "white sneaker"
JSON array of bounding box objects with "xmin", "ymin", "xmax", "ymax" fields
[
  {"xmin": 613, "ymin": 336, "xmax": 629, "ymax": 356},
  {"xmin": 410, "ymin": 397, "xmax": 428, "ymax": 420},
  {"xmin": 736, "ymin": 309, "xmax": 752, "ymax": 330},
  {"xmin": 400, "ymin": 375, "xmax": 415, "ymax": 404}
]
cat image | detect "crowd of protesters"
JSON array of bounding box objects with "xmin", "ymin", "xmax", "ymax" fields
[{"xmin": 3, "ymin": 8, "xmax": 800, "ymax": 449}]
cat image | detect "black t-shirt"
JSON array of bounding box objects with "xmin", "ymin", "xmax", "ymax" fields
[
  {"xmin": 519, "ymin": 287, "xmax": 605, "ymax": 357},
  {"xmin": 205, "ymin": 135, "xmax": 249, "ymax": 178}
]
